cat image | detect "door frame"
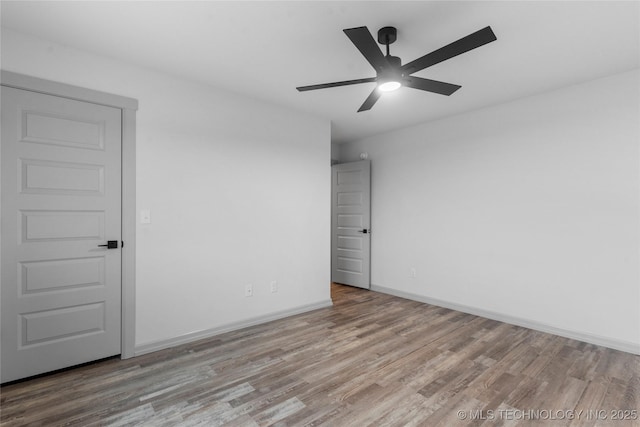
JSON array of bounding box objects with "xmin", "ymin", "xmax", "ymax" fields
[{"xmin": 1, "ymin": 70, "xmax": 138, "ymax": 359}]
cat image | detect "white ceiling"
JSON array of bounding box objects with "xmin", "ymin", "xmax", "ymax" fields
[{"xmin": 2, "ymin": 1, "xmax": 639, "ymax": 143}]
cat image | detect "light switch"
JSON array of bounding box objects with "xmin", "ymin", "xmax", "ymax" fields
[{"xmin": 140, "ymin": 209, "xmax": 151, "ymax": 224}]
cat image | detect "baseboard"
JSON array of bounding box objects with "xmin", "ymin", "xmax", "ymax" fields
[
  {"xmin": 134, "ymin": 299, "xmax": 333, "ymax": 356},
  {"xmin": 371, "ymin": 284, "xmax": 640, "ymax": 355}
]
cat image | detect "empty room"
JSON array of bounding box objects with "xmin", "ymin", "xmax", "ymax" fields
[{"xmin": 1, "ymin": 1, "xmax": 638, "ymax": 426}]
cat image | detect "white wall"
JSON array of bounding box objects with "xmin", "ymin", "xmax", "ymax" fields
[
  {"xmin": 2, "ymin": 28, "xmax": 331, "ymax": 349},
  {"xmin": 340, "ymin": 70, "xmax": 640, "ymax": 353},
  {"xmin": 331, "ymin": 142, "xmax": 340, "ymax": 165}
]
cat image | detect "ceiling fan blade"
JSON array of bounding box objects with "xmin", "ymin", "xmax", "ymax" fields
[
  {"xmin": 296, "ymin": 77, "xmax": 376, "ymax": 92},
  {"xmin": 403, "ymin": 76, "xmax": 461, "ymax": 96},
  {"xmin": 358, "ymin": 88, "xmax": 381, "ymax": 112},
  {"xmin": 344, "ymin": 26, "xmax": 389, "ymax": 72},
  {"xmin": 402, "ymin": 26, "xmax": 496, "ymax": 74}
]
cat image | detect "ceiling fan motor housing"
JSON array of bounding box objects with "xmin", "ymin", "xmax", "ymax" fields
[
  {"xmin": 378, "ymin": 55, "xmax": 403, "ymax": 84},
  {"xmin": 386, "ymin": 55, "xmax": 402, "ymax": 69}
]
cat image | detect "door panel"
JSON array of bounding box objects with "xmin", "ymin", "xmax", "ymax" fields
[
  {"xmin": 331, "ymin": 161, "xmax": 371, "ymax": 289},
  {"xmin": 20, "ymin": 257, "xmax": 105, "ymax": 292},
  {"xmin": 1, "ymin": 86, "xmax": 122, "ymax": 383},
  {"xmin": 21, "ymin": 158, "xmax": 104, "ymax": 194}
]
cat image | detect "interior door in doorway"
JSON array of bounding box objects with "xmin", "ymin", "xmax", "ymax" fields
[
  {"xmin": 331, "ymin": 160, "xmax": 371, "ymax": 289},
  {"xmin": 1, "ymin": 86, "xmax": 122, "ymax": 383}
]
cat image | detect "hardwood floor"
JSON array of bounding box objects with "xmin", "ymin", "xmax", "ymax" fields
[{"xmin": 1, "ymin": 284, "xmax": 638, "ymax": 426}]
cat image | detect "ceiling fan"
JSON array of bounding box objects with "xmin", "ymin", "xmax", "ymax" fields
[{"xmin": 296, "ymin": 25, "xmax": 497, "ymax": 112}]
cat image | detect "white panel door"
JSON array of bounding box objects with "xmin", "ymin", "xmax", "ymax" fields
[
  {"xmin": 331, "ymin": 161, "xmax": 371, "ymax": 289},
  {"xmin": 1, "ymin": 86, "xmax": 122, "ymax": 383}
]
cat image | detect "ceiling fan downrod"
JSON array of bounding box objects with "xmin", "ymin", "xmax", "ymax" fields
[{"xmin": 378, "ymin": 26, "xmax": 397, "ymax": 59}]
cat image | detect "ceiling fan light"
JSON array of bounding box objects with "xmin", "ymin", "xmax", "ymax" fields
[{"xmin": 378, "ymin": 80, "xmax": 402, "ymax": 92}]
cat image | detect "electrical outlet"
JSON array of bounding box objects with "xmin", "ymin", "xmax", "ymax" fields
[
  {"xmin": 140, "ymin": 209, "xmax": 151, "ymax": 224},
  {"xmin": 270, "ymin": 281, "xmax": 278, "ymax": 293},
  {"xmin": 410, "ymin": 267, "xmax": 416, "ymax": 278},
  {"xmin": 245, "ymin": 284, "xmax": 253, "ymax": 297}
]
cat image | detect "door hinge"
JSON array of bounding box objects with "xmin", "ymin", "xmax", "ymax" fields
[{"xmin": 121, "ymin": 241, "xmax": 125, "ymax": 248}]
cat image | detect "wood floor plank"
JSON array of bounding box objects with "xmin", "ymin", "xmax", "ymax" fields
[{"xmin": 1, "ymin": 283, "xmax": 638, "ymax": 426}]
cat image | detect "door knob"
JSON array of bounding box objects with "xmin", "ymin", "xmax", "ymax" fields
[
  {"xmin": 357, "ymin": 229, "xmax": 370, "ymax": 234},
  {"xmin": 98, "ymin": 240, "xmax": 119, "ymax": 249}
]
